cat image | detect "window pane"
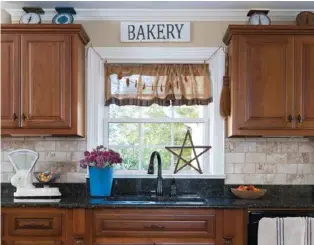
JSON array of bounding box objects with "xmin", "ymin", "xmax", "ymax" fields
[
  {"xmin": 173, "ymin": 148, "xmax": 205, "ymax": 172},
  {"xmin": 111, "ymin": 148, "xmax": 139, "ymax": 170},
  {"xmin": 173, "ymin": 123, "xmax": 204, "ymax": 146},
  {"xmin": 109, "ymin": 123, "xmax": 139, "ymax": 145},
  {"xmin": 109, "ymin": 105, "xmax": 140, "ymax": 118},
  {"xmin": 173, "ymin": 105, "xmax": 204, "ymax": 118},
  {"xmin": 143, "ymin": 123, "xmax": 171, "ymax": 145},
  {"xmin": 141, "ymin": 104, "xmax": 171, "ymax": 118},
  {"xmin": 142, "ymin": 148, "xmax": 171, "ymax": 170}
]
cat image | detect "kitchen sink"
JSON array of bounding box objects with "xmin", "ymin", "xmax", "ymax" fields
[{"xmin": 92, "ymin": 194, "xmax": 207, "ymax": 205}]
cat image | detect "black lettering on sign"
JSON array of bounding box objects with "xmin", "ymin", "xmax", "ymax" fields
[
  {"xmin": 128, "ymin": 25, "xmax": 136, "ymax": 40},
  {"xmin": 175, "ymin": 24, "xmax": 184, "ymax": 39},
  {"xmin": 136, "ymin": 25, "xmax": 145, "ymax": 40},
  {"xmin": 157, "ymin": 24, "xmax": 166, "ymax": 40},
  {"xmin": 147, "ymin": 24, "xmax": 156, "ymax": 40},
  {"xmin": 166, "ymin": 24, "xmax": 175, "ymax": 39}
]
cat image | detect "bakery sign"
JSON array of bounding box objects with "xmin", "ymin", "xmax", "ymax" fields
[{"xmin": 120, "ymin": 22, "xmax": 191, "ymax": 42}]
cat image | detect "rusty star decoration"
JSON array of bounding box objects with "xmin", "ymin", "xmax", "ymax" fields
[{"xmin": 165, "ymin": 129, "xmax": 211, "ymax": 174}]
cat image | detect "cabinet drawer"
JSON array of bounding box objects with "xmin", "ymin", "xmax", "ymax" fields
[
  {"xmin": 8, "ymin": 241, "xmax": 62, "ymax": 245},
  {"xmin": 94, "ymin": 209, "xmax": 215, "ymax": 238},
  {"xmin": 7, "ymin": 213, "xmax": 62, "ymax": 237}
]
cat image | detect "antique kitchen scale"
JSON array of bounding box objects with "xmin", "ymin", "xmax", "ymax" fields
[{"xmin": 8, "ymin": 149, "xmax": 61, "ymax": 200}]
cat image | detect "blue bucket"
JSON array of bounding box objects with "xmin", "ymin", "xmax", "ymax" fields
[{"xmin": 89, "ymin": 166, "xmax": 113, "ymax": 197}]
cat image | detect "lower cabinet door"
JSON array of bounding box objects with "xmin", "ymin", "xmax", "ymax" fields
[
  {"xmin": 93, "ymin": 243, "xmax": 152, "ymax": 245},
  {"xmin": 7, "ymin": 241, "xmax": 62, "ymax": 245}
]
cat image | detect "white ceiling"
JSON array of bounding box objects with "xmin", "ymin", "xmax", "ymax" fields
[{"xmin": 2, "ymin": 1, "xmax": 314, "ymax": 10}]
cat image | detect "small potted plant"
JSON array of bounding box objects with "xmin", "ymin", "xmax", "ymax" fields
[{"xmin": 80, "ymin": 145, "xmax": 122, "ymax": 197}]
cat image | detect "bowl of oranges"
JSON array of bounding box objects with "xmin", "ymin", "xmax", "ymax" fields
[
  {"xmin": 34, "ymin": 171, "xmax": 60, "ymax": 184},
  {"xmin": 231, "ymin": 185, "xmax": 267, "ymax": 199}
]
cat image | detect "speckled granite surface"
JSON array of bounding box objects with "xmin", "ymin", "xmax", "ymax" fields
[
  {"xmin": 2, "ymin": 196, "xmax": 314, "ymax": 209},
  {"xmin": 2, "ymin": 182, "xmax": 314, "ymax": 209}
]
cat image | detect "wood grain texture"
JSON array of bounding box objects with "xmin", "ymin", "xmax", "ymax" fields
[
  {"xmin": 237, "ymin": 35, "xmax": 294, "ymax": 130},
  {"xmin": 2, "ymin": 207, "xmax": 246, "ymax": 245},
  {"xmin": 225, "ymin": 25, "xmax": 314, "ymax": 136},
  {"xmin": 21, "ymin": 34, "xmax": 71, "ymax": 130},
  {"xmin": 1, "ymin": 24, "xmax": 90, "ymax": 45},
  {"xmin": 93, "ymin": 238, "xmax": 215, "ymax": 245},
  {"xmin": 1, "ymin": 24, "xmax": 88, "ymax": 136},
  {"xmin": 7, "ymin": 241, "xmax": 62, "ymax": 245},
  {"xmin": 295, "ymin": 35, "xmax": 314, "ymax": 130},
  {"xmin": 73, "ymin": 209, "xmax": 85, "ymax": 236},
  {"xmin": 7, "ymin": 213, "xmax": 62, "ymax": 237},
  {"xmin": 2, "ymin": 208, "xmax": 68, "ymax": 245},
  {"xmin": 93, "ymin": 209, "xmax": 215, "ymax": 239},
  {"xmin": 1, "ymin": 34, "xmax": 20, "ymax": 129},
  {"xmin": 223, "ymin": 25, "xmax": 314, "ymax": 45}
]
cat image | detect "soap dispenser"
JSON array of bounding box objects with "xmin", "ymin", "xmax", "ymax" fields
[{"xmin": 170, "ymin": 178, "xmax": 177, "ymax": 197}]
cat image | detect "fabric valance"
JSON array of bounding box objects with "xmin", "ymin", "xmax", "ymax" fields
[{"xmin": 105, "ymin": 64, "xmax": 212, "ymax": 106}]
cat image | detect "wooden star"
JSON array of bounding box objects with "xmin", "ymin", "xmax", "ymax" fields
[{"xmin": 165, "ymin": 129, "xmax": 211, "ymax": 174}]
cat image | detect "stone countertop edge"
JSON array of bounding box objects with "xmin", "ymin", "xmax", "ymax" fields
[{"xmin": 2, "ymin": 196, "xmax": 314, "ymax": 209}]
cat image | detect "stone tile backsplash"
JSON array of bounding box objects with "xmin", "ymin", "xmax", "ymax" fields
[
  {"xmin": 224, "ymin": 138, "xmax": 314, "ymax": 185},
  {"xmin": 1, "ymin": 137, "xmax": 87, "ymax": 183},
  {"xmin": 1, "ymin": 137, "xmax": 314, "ymax": 185}
]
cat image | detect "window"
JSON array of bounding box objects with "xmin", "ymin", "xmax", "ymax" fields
[
  {"xmin": 87, "ymin": 47, "xmax": 225, "ymax": 178},
  {"xmin": 104, "ymin": 103, "xmax": 210, "ymax": 176}
]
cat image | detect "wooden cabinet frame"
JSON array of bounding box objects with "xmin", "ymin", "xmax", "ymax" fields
[
  {"xmin": 1, "ymin": 24, "xmax": 89, "ymax": 137},
  {"xmin": 223, "ymin": 25, "xmax": 314, "ymax": 137}
]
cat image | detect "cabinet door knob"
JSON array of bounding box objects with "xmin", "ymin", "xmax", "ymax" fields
[
  {"xmin": 297, "ymin": 114, "xmax": 302, "ymax": 123},
  {"xmin": 22, "ymin": 113, "xmax": 27, "ymax": 120},
  {"xmin": 13, "ymin": 113, "xmax": 18, "ymax": 121},
  {"xmin": 288, "ymin": 114, "xmax": 293, "ymax": 122}
]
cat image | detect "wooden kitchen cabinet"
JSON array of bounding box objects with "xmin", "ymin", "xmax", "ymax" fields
[
  {"xmin": 86, "ymin": 209, "xmax": 246, "ymax": 245},
  {"xmin": 223, "ymin": 25, "xmax": 314, "ymax": 136},
  {"xmin": 1, "ymin": 207, "xmax": 246, "ymax": 245},
  {"xmin": 21, "ymin": 34, "xmax": 71, "ymax": 130},
  {"xmin": 295, "ymin": 36, "xmax": 314, "ymax": 130},
  {"xmin": 1, "ymin": 24, "xmax": 90, "ymax": 137},
  {"xmin": 1, "ymin": 34, "xmax": 20, "ymax": 129},
  {"xmin": 1, "ymin": 208, "xmax": 71, "ymax": 245},
  {"xmin": 7, "ymin": 241, "xmax": 62, "ymax": 245}
]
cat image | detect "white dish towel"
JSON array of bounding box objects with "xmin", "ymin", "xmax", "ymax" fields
[
  {"xmin": 305, "ymin": 217, "xmax": 314, "ymax": 245},
  {"xmin": 258, "ymin": 217, "xmax": 306, "ymax": 245}
]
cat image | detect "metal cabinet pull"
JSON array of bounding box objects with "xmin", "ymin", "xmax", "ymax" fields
[
  {"xmin": 144, "ymin": 224, "xmax": 165, "ymax": 230},
  {"xmin": 288, "ymin": 114, "xmax": 293, "ymax": 122},
  {"xmin": 75, "ymin": 238, "xmax": 85, "ymax": 245},
  {"xmin": 223, "ymin": 236, "xmax": 233, "ymax": 245},
  {"xmin": 13, "ymin": 113, "xmax": 18, "ymax": 121},
  {"xmin": 22, "ymin": 113, "xmax": 27, "ymax": 120},
  {"xmin": 297, "ymin": 114, "xmax": 302, "ymax": 123}
]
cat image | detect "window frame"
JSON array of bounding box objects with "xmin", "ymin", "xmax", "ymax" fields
[
  {"xmin": 105, "ymin": 104, "xmax": 210, "ymax": 177},
  {"xmin": 87, "ymin": 47, "xmax": 225, "ymax": 179}
]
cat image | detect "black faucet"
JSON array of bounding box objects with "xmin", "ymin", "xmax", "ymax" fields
[{"xmin": 147, "ymin": 151, "xmax": 163, "ymax": 197}]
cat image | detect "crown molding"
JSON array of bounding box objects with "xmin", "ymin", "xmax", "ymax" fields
[
  {"xmin": 93, "ymin": 47, "xmax": 224, "ymax": 63},
  {"xmin": 5, "ymin": 8, "xmax": 313, "ymax": 23}
]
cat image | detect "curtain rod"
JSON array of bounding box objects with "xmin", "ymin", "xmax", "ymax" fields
[{"xmin": 86, "ymin": 42, "xmax": 226, "ymax": 63}]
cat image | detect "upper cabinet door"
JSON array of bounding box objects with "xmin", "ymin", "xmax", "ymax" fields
[
  {"xmin": 1, "ymin": 34, "xmax": 20, "ymax": 129},
  {"xmin": 235, "ymin": 35, "xmax": 294, "ymax": 132},
  {"xmin": 295, "ymin": 36, "xmax": 314, "ymax": 130},
  {"xmin": 21, "ymin": 35, "xmax": 71, "ymax": 129}
]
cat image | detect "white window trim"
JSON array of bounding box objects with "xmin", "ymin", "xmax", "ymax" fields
[{"xmin": 87, "ymin": 47, "xmax": 225, "ymax": 179}]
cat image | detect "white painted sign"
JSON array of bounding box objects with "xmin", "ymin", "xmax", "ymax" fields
[{"xmin": 120, "ymin": 22, "xmax": 191, "ymax": 42}]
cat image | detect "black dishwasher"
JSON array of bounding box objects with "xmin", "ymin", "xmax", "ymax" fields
[{"xmin": 248, "ymin": 210, "xmax": 314, "ymax": 245}]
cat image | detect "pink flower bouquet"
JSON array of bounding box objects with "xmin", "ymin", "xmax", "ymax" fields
[{"xmin": 80, "ymin": 145, "xmax": 122, "ymax": 169}]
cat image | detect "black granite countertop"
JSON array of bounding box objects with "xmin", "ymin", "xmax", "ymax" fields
[
  {"xmin": 2, "ymin": 182, "xmax": 314, "ymax": 209},
  {"xmin": 2, "ymin": 196, "xmax": 314, "ymax": 209}
]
